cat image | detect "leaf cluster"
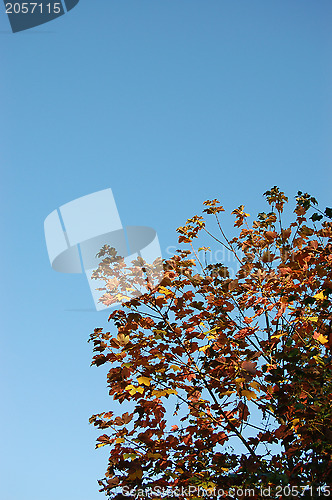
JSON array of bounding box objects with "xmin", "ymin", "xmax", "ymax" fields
[{"xmin": 89, "ymin": 188, "xmax": 332, "ymax": 499}]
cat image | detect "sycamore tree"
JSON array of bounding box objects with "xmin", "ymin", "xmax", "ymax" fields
[{"xmin": 89, "ymin": 187, "xmax": 332, "ymax": 499}]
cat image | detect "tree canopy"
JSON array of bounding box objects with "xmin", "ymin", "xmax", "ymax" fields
[{"xmin": 89, "ymin": 187, "xmax": 332, "ymax": 499}]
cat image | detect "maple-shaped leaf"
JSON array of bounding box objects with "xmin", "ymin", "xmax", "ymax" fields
[
  {"xmin": 241, "ymin": 390, "xmax": 257, "ymax": 400},
  {"xmin": 137, "ymin": 376, "xmax": 151, "ymax": 386},
  {"xmin": 313, "ymin": 332, "xmax": 328, "ymax": 345}
]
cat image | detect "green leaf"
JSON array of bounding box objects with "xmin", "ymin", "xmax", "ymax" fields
[
  {"xmin": 310, "ymin": 213, "xmax": 323, "ymax": 222},
  {"xmin": 325, "ymin": 207, "xmax": 332, "ymax": 218}
]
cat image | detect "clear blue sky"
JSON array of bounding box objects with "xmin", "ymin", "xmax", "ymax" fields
[{"xmin": 1, "ymin": 1, "xmax": 332, "ymax": 499}]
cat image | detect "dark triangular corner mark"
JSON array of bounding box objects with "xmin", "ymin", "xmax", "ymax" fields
[{"xmin": 63, "ymin": 0, "xmax": 79, "ymax": 12}]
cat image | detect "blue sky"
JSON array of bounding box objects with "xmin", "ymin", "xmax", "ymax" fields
[{"xmin": 1, "ymin": 1, "xmax": 332, "ymax": 499}]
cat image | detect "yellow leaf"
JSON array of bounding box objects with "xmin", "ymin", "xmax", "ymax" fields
[
  {"xmin": 271, "ymin": 332, "xmax": 286, "ymax": 340},
  {"xmin": 154, "ymin": 329, "xmax": 166, "ymax": 336},
  {"xmin": 249, "ymin": 381, "xmax": 261, "ymax": 390},
  {"xmin": 314, "ymin": 291, "xmax": 325, "ymax": 300},
  {"xmin": 96, "ymin": 443, "xmax": 108, "ymax": 448},
  {"xmin": 125, "ymin": 384, "xmax": 135, "ymax": 391},
  {"xmin": 200, "ymin": 481, "xmax": 217, "ymax": 490},
  {"xmin": 146, "ymin": 452, "xmax": 163, "ymax": 459},
  {"xmin": 125, "ymin": 384, "xmax": 143, "ymax": 396},
  {"xmin": 152, "ymin": 388, "xmax": 178, "ymax": 397},
  {"xmin": 199, "ymin": 345, "xmax": 210, "ymax": 352},
  {"xmin": 315, "ymin": 334, "xmax": 328, "ymax": 345},
  {"xmin": 242, "ymin": 390, "xmax": 257, "ymax": 400},
  {"xmin": 115, "ymin": 293, "xmax": 130, "ymax": 301},
  {"xmin": 137, "ymin": 376, "xmax": 151, "ymax": 386},
  {"xmin": 116, "ymin": 438, "xmax": 125, "ymax": 444},
  {"xmin": 170, "ymin": 365, "xmax": 181, "ymax": 371},
  {"xmin": 167, "ymin": 389, "xmax": 178, "ymax": 395},
  {"xmin": 117, "ymin": 333, "xmax": 130, "ymax": 345},
  {"xmin": 308, "ymin": 316, "xmax": 318, "ymax": 322},
  {"xmin": 203, "ymin": 327, "xmax": 217, "ymax": 335},
  {"xmin": 158, "ymin": 286, "xmax": 173, "ymax": 296},
  {"xmin": 235, "ymin": 378, "xmax": 246, "ymax": 385},
  {"xmin": 152, "ymin": 389, "xmax": 165, "ymax": 397}
]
